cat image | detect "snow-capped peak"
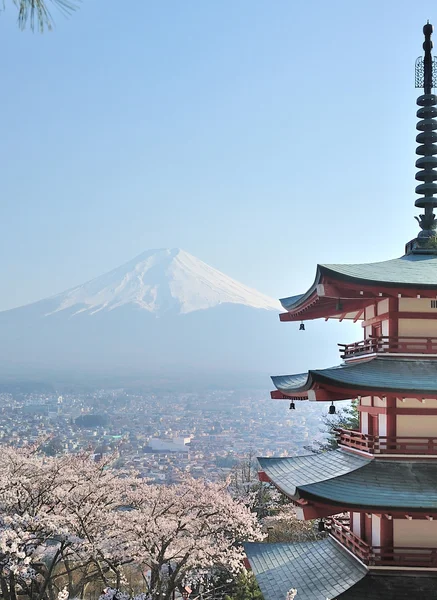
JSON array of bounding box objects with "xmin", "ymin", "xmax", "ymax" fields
[{"xmin": 47, "ymin": 248, "xmax": 280, "ymax": 316}]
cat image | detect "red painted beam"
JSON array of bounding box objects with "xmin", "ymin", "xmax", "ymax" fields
[
  {"xmin": 258, "ymin": 471, "xmax": 270, "ymax": 483},
  {"xmin": 270, "ymin": 390, "xmax": 292, "ymax": 399},
  {"xmin": 363, "ymin": 311, "xmax": 437, "ymax": 327}
]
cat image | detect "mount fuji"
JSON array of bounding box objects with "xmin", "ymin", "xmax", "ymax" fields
[
  {"xmin": 0, "ymin": 249, "xmax": 354, "ymax": 384},
  {"xmin": 44, "ymin": 248, "xmax": 280, "ymax": 317}
]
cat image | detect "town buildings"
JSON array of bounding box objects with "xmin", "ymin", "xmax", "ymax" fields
[
  {"xmin": 245, "ymin": 23, "xmax": 437, "ymax": 600},
  {"xmin": 0, "ymin": 386, "xmax": 326, "ymax": 483}
]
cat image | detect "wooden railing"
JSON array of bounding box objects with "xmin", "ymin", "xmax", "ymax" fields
[
  {"xmin": 335, "ymin": 428, "xmax": 437, "ymax": 455},
  {"xmin": 339, "ymin": 336, "xmax": 437, "ymax": 359},
  {"xmin": 329, "ymin": 518, "xmax": 370, "ymax": 562},
  {"xmin": 330, "ymin": 519, "xmax": 437, "ymax": 567},
  {"xmin": 371, "ymin": 547, "xmax": 437, "ymax": 567}
]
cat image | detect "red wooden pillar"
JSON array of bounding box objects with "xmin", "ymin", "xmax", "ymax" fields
[
  {"xmin": 388, "ymin": 298, "xmax": 399, "ymax": 338},
  {"xmin": 363, "ymin": 513, "xmax": 372, "ymax": 544},
  {"xmin": 386, "ymin": 396, "xmax": 397, "ymax": 441},
  {"xmin": 380, "ymin": 516, "xmax": 393, "ymax": 550}
]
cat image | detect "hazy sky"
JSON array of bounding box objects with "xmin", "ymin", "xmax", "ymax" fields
[{"xmin": 0, "ymin": 0, "xmax": 435, "ymax": 311}]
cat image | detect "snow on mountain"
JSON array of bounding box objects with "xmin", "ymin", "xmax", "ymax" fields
[{"xmin": 47, "ymin": 248, "xmax": 280, "ymax": 317}]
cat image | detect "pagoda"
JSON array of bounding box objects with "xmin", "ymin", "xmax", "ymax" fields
[{"xmin": 244, "ymin": 24, "xmax": 437, "ymax": 600}]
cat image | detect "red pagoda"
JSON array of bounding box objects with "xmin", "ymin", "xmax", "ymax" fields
[{"xmin": 245, "ymin": 23, "xmax": 437, "ymax": 600}]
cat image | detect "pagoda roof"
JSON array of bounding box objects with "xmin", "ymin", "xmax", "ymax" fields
[
  {"xmin": 259, "ymin": 451, "xmax": 437, "ymax": 511},
  {"xmin": 272, "ymin": 357, "xmax": 437, "ymax": 397},
  {"xmin": 244, "ymin": 538, "xmax": 367, "ymax": 600},
  {"xmin": 257, "ymin": 450, "xmax": 368, "ymax": 498},
  {"xmin": 245, "ymin": 539, "xmax": 437, "ymax": 600},
  {"xmin": 280, "ymin": 254, "xmax": 437, "ymax": 320}
]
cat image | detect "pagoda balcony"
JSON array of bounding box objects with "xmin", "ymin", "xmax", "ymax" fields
[
  {"xmin": 335, "ymin": 428, "xmax": 437, "ymax": 455},
  {"xmin": 330, "ymin": 518, "xmax": 437, "ymax": 568},
  {"xmin": 339, "ymin": 335, "xmax": 437, "ymax": 359}
]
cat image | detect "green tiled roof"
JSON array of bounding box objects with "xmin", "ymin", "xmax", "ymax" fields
[
  {"xmin": 272, "ymin": 357, "xmax": 437, "ymax": 394},
  {"xmin": 260, "ymin": 451, "xmax": 437, "ymax": 510},
  {"xmin": 321, "ymin": 254, "xmax": 437, "ymax": 286},
  {"xmin": 280, "ymin": 254, "xmax": 437, "ymax": 311},
  {"xmin": 244, "ymin": 538, "xmax": 367, "ymax": 600},
  {"xmin": 301, "ymin": 460, "xmax": 437, "ymax": 510},
  {"xmin": 258, "ymin": 451, "xmax": 369, "ymax": 498}
]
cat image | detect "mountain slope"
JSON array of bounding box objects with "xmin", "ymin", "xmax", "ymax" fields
[
  {"xmin": 46, "ymin": 248, "xmax": 280, "ymax": 317},
  {"xmin": 0, "ymin": 248, "xmax": 357, "ymax": 382}
]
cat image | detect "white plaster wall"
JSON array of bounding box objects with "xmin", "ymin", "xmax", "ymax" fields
[
  {"xmin": 372, "ymin": 515, "xmax": 381, "ymax": 547},
  {"xmin": 361, "ymin": 397, "xmax": 372, "ymax": 406},
  {"xmin": 394, "ymin": 519, "xmax": 437, "ymax": 548},
  {"xmin": 398, "ymin": 319, "xmax": 437, "ymax": 337},
  {"xmin": 374, "ymin": 397, "xmax": 387, "ymax": 408},
  {"xmin": 361, "ymin": 411, "xmax": 368, "ymax": 435},
  {"xmin": 365, "ymin": 305, "xmax": 375, "ymax": 320},
  {"xmin": 377, "ymin": 299, "xmax": 389, "ymax": 315},
  {"xmin": 379, "ymin": 414, "xmax": 387, "ymax": 437},
  {"xmin": 381, "ymin": 319, "xmax": 390, "ymax": 337},
  {"xmin": 352, "ymin": 512, "xmax": 361, "ymax": 537},
  {"xmin": 399, "ymin": 298, "xmax": 437, "ymax": 313},
  {"xmin": 396, "ymin": 398, "xmax": 437, "ymax": 408},
  {"xmin": 397, "ymin": 415, "xmax": 437, "ymax": 437}
]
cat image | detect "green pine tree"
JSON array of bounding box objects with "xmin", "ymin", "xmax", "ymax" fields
[
  {"xmin": 224, "ymin": 572, "xmax": 264, "ymax": 600},
  {"xmin": 8, "ymin": 0, "xmax": 78, "ymax": 31}
]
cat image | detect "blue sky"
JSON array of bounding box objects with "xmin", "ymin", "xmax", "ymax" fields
[{"xmin": 0, "ymin": 0, "xmax": 435, "ymax": 311}]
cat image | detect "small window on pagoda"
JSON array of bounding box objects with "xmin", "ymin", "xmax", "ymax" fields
[{"xmin": 431, "ymin": 300, "xmax": 437, "ymax": 308}]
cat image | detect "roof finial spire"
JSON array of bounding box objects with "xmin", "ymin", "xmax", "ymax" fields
[
  {"xmin": 413, "ymin": 22, "xmax": 437, "ymax": 250},
  {"xmin": 423, "ymin": 21, "xmax": 434, "ymax": 94}
]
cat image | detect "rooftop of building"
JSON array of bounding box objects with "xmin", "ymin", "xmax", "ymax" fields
[
  {"xmin": 259, "ymin": 450, "xmax": 437, "ymax": 511},
  {"xmin": 244, "ymin": 538, "xmax": 367, "ymax": 600},
  {"xmin": 281, "ymin": 253, "xmax": 437, "ymax": 313},
  {"xmin": 272, "ymin": 357, "xmax": 437, "ymax": 397},
  {"xmin": 244, "ymin": 538, "xmax": 437, "ymax": 600}
]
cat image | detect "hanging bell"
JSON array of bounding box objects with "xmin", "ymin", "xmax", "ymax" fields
[
  {"xmin": 329, "ymin": 402, "xmax": 336, "ymax": 415},
  {"xmin": 318, "ymin": 519, "xmax": 325, "ymax": 532},
  {"xmin": 289, "ymin": 401, "xmax": 296, "ymax": 410},
  {"xmin": 299, "ymin": 322, "xmax": 305, "ymax": 331}
]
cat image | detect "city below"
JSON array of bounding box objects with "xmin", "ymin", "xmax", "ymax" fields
[{"xmin": 0, "ymin": 386, "xmax": 333, "ymax": 482}]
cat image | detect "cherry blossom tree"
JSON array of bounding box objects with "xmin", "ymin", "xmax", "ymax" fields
[
  {"xmin": 262, "ymin": 503, "xmax": 321, "ymax": 543},
  {"xmin": 122, "ymin": 474, "xmax": 263, "ymax": 600},
  {"xmin": 0, "ymin": 446, "xmax": 263, "ymax": 600},
  {"xmin": 0, "ymin": 446, "xmax": 136, "ymax": 600}
]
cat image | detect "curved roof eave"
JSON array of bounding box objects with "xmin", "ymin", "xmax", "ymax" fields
[
  {"xmin": 244, "ymin": 538, "xmax": 367, "ymax": 600},
  {"xmin": 279, "ymin": 254, "xmax": 437, "ymax": 313},
  {"xmin": 299, "ymin": 460, "xmax": 437, "ymax": 511},
  {"xmin": 258, "ymin": 450, "xmax": 370, "ymax": 499},
  {"xmin": 272, "ymin": 358, "xmax": 437, "ymax": 396},
  {"xmin": 271, "ymin": 372, "xmax": 313, "ymax": 393},
  {"xmin": 279, "ymin": 268, "xmax": 321, "ymax": 311}
]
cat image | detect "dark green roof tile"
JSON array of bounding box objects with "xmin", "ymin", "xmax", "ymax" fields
[
  {"xmin": 260, "ymin": 451, "xmax": 437, "ymax": 510},
  {"xmin": 301, "ymin": 460, "xmax": 437, "ymax": 510},
  {"xmin": 321, "ymin": 254, "xmax": 437, "ymax": 286},
  {"xmin": 246, "ymin": 540, "xmax": 437, "ymax": 599},
  {"xmin": 244, "ymin": 538, "xmax": 367, "ymax": 600},
  {"xmin": 272, "ymin": 358, "xmax": 437, "ymax": 394},
  {"xmin": 258, "ymin": 451, "xmax": 369, "ymax": 498},
  {"xmin": 280, "ymin": 254, "xmax": 437, "ymax": 311}
]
